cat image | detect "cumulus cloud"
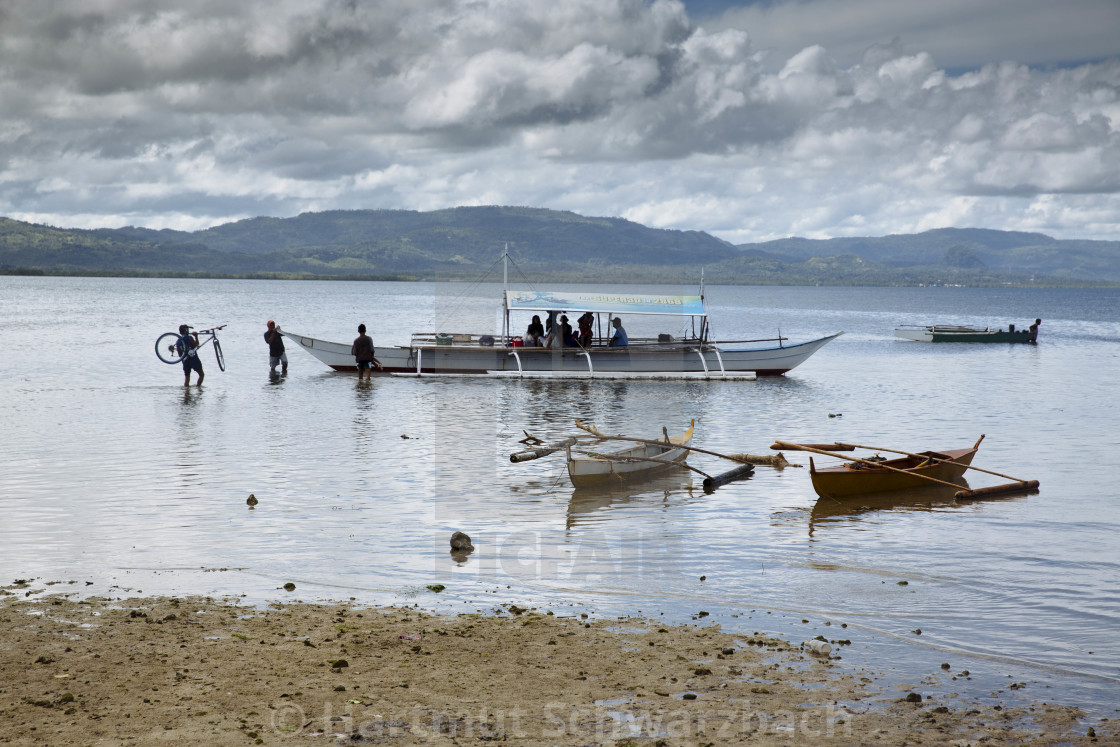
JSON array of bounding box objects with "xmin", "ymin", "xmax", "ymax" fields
[{"xmin": 0, "ymin": 0, "xmax": 1117, "ymax": 241}]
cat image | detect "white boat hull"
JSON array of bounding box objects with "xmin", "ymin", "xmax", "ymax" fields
[
  {"xmin": 280, "ymin": 331, "xmax": 840, "ymax": 378},
  {"xmin": 568, "ymin": 425, "xmax": 693, "ymax": 487},
  {"xmin": 894, "ymin": 326, "xmax": 934, "ymax": 342}
]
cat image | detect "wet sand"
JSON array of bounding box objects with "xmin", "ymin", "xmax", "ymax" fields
[{"xmin": 1, "ymin": 582, "xmax": 1111, "ymax": 746}]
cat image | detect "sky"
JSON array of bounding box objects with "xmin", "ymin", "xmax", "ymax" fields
[{"xmin": 1, "ymin": 0, "xmax": 1118, "ymax": 244}]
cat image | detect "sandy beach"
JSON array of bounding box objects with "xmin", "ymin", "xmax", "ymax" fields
[{"xmin": 1, "ymin": 580, "xmax": 1111, "ymax": 746}]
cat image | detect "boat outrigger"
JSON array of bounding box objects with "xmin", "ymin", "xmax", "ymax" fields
[
  {"xmin": 565, "ymin": 421, "xmax": 695, "ymax": 488},
  {"xmin": 511, "ymin": 420, "xmax": 762, "ymax": 491},
  {"xmin": 773, "ymin": 436, "xmax": 1040, "ymax": 500},
  {"xmin": 282, "ymin": 255, "xmax": 841, "ymax": 378}
]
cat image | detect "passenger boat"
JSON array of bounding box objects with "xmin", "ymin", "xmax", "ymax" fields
[
  {"xmin": 804, "ymin": 437, "xmax": 983, "ymax": 499},
  {"xmin": 281, "ymin": 286, "xmax": 840, "ymax": 378},
  {"xmin": 566, "ymin": 422, "xmax": 694, "ymax": 488},
  {"xmin": 894, "ymin": 324, "xmax": 1037, "ymax": 343}
]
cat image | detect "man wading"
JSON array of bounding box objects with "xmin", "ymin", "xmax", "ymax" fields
[
  {"xmin": 351, "ymin": 324, "xmax": 382, "ymax": 381},
  {"xmin": 264, "ymin": 320, "xmax": 287, "ymax": 374}
]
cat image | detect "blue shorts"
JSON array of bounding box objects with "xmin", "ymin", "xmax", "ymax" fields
[{"xmin": 182, "ymin": 354, "xmax": 204, "ymax": 373}]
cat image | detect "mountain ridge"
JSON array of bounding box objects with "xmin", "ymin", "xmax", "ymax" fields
[{"xmin": 2, "ymin": 209, "xmax": 1117, "ymax": 285}]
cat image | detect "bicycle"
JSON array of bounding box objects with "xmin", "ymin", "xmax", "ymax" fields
[{"xmin": 155, "ymin": 325, "xmax": 227, "ymax": 372}]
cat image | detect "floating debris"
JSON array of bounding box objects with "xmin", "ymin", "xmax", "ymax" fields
[
  {"xmin": 246, "ymin": 494, "xmax": 258, "ymax": 507},
  {"xmin": 804, "ymin": 640, "xmax": 832, "ymax": 655}
]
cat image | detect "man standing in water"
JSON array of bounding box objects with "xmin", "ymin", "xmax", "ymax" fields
[
  {"xmin": 264, "ymin": 320, "xmax": 288, "ymax": 374},
  {"xmin": 351, "ymin": 323, "xmax": 381, "ymax": 381},
  {"xmin": 178, "ymin": 324, "xmax": 204, "ymax": 386}
]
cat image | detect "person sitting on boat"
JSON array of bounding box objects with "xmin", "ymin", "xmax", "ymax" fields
[
  {"xmin": 543, "ymin": 312, "xmax": 558, "ymax": 348},
  {"xmin": 577, "ymin": 312, "xmax": 594, "ymax": 347},
  {"xmin": 560, "ymin": 315, "xmax": 578, "ymax": 347},
  {"xmin": 525, "ymin": 315, "xmax": 545, "ymax": 346},
  {"xmin": 608, "ymin": 317, "xmax": 628, "ymax": 347},
  {"xmin": 1029, "ymin": 318, "xmax": 1041, "ymax": 343}
]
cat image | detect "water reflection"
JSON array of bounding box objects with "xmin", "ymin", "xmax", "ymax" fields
[
  {"xmin": 565, "ymin": 468, "xmax": 698, "ymax": 529},
  {"xmin": 810, "ymin": 482, "xmax": 967, "ymax": 521},
  {"xmin": 352, "ymin": 379, "xmax": 379, "ymax": 452},
  {"xmin": 172, "ymin": 386, "xmax": 205, "ymax": 488}
]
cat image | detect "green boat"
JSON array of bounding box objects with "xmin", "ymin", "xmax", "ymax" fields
[{"xmin": 895, "ymin": 320, "xmax": 1039, "ymax": 343}]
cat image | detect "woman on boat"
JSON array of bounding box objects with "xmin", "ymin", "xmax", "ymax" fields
[
  {"xmin": 525, "ymin": 315, "xmax": 544, "ymax": 346},
  {"xmin": 577, "ymin": 312, "xmax": 594, "ymax": 347}
]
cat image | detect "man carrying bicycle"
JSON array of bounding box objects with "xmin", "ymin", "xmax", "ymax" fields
[{"xmin": 178, "ymin": 324, "xmax": 204, "ymax": 386}]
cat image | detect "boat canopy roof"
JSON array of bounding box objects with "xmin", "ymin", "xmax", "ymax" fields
[{"xmin": 505, "ymin": 290, "xmax": 706, "ymax": 317}]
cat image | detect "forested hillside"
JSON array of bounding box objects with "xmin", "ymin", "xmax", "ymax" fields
[{"xmin": 2, "ymin": 209, "xmax": 1117, "ymax": 285}]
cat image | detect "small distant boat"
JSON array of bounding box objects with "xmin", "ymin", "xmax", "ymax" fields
[
  {"xmin": 894, "ymin": 323, "xmax": 1038, "ymax": 343},
  {"xmin": 567, "ymin": 422, "xmax": 694, "ymax": 488}
]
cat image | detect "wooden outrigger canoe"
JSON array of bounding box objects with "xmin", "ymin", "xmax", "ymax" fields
[
  {"xmin": 511, "ymin": 420, "xmax": 759, "ymax": 491},
  {"xmin": 806, "ymin": 440, "xmax": 980, "ymax": 499},
  {"xmin": 566, "ymin": 421, "xmax": 694, "ymax": 488},
  {"xmin": 773, "ymin": 435, "xmax": 1040, "ymax": 500}
]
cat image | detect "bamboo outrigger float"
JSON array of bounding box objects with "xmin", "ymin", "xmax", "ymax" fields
[{"xmin": 772, "ymin": 435, "xmax": 1039, "ymax": 500}]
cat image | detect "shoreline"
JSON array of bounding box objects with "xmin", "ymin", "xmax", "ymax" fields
[{"xmin": 2, "ymin": 583, "xmax": 1111, "ymax": 746}]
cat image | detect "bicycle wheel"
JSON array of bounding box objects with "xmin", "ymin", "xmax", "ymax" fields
[
  {"xmin": 213, "ymin": 338, "xmax": 226, "ymax": 371},
  {"xmin": 155, "ymin": 332, "xmax": 185, "ymax": 364}
]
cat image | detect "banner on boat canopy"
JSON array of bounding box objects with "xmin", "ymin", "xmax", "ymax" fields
[{"xmin": 505, "ymin": 290, "xmax": 706, "ymax": 317}]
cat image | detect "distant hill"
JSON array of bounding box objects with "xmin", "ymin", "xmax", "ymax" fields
[
  {"xmin": 2, "ymin": 209, "xmax": 1117, "ymax": 285},
  {"xmin": 738, "ymin": 228, "xmax": 1120, "ymax": 282}
]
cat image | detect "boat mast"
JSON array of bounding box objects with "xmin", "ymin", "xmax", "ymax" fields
[
  {"xmin": 502, "ymin": 243, "xmax": 509, "ymax": 343},
  {"xmin": 698, "ymin": 267, "xmax": 707, "ymax": 343}
]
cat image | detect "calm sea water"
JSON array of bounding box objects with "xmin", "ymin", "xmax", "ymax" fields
[{"xmin": 2, "ymin": 276, "xmax": 1118, "ymax": 714}]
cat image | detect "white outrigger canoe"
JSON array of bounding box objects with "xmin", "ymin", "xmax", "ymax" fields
[
  {"xmin": 281, "ymin": 287, "xmax": 840, "ymax": 379},
  {"xmin": 567, "ymin": 421, "xmax": 694, "ymax": 487}
]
